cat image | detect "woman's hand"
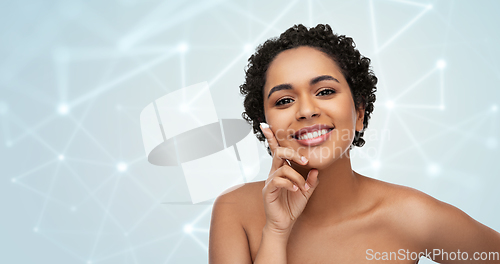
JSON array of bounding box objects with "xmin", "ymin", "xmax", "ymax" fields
[{"xmin": 260, "ymin": 123, "xmax": 320, "ymax": 237}]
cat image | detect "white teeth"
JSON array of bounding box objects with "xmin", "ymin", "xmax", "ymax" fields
[{"xmin": 298, "ymin": 128, "xmax": 331, "ymax": 140}]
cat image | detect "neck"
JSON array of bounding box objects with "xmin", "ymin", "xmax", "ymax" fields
[{"xmin": 291, "ymin": 149, "xmax": 361, "ymax": 224}]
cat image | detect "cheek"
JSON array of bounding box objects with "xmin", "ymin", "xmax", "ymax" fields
[
  {"xmin": 268, "ymin": 112, "xmax": 294, "ymax": 144},
  {"xmin": 321, "ymin": 99, "xmax": 357, "ymax": 142},
  {"xmin": 334, "ymin": 99, "xmax": 356, "ymax": 124},
  {"xmin": 321, "ymin": 100, "xmax": 355, "ymax": 125},
  {"xmin": 273, "ymin": 129, "xmax": 289, "ymax": 143},
  {"xmin": 273, "ymin": 122, "xmax": 293, "ymax": 142},
  {"xmin": 336, "ymin": 110, "xmax": 357, "ymax": 139}
]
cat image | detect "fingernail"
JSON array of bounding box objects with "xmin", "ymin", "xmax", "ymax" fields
[
  {"xmin": 304, "ymin": 183, "xmax": 310, "ymax": 191},
  {"xmin": 260, "ymin": 122, "xmax": 269, "ymax": 129},
  {"xmin": 293, "ymin": 185, "xmax": 298, "ymax": 191},
  {"xmin": 301, "ymin": 156, "xmax": 308, "ymax": 163}
]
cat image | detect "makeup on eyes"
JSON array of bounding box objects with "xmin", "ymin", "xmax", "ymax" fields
[
  {"xmin": 267, "ymin": 74, "xmax": 340, "ymax": 99},
  {"xmin": 273, "ymin": 88, "xmax": 337, "ymax": 106}
]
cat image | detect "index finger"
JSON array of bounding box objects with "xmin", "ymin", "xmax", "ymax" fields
[
  {"xmin": 260, "ymin": 123, "xmax": 294, "ymax": 167},
  {"xmin": 260, "ymin": 123, "xmax": 280, "ymax": 155}
]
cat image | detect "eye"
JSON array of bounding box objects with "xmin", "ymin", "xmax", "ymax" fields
[
  {"xmin": 317, "ymin": 89, "xmax": 336, "ymax": 96},
  {"xmin": 275, "ymin": 97, "xmax": 294, "ymax": 106}
]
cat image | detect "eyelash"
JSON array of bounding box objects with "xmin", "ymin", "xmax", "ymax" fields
[{"xmin": 275, "ymin": 89, "xmax": 336, "ymax": 106}]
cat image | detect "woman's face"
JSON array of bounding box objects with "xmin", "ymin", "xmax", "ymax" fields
[{"xmin": 263, "ymin": 46, "xmax": 364, "ymax": 169}]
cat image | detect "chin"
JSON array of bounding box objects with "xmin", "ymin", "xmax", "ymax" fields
[
  {"xmin": 308, "ymin": 155, "xmax": 339, "ymax": 169},
  {"xmin": 300, "ymin": 140, "xmax": 350, "ymax": 156},
  {"xmin": 299, "ymin": 143, "xmax": 351, "ymax": 169},
  {"xmin": 304, "ymin": 159, "xmax": 332, "ymax": 171}
]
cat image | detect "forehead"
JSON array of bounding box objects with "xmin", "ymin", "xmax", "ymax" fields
[{"xmin": 264, "ymin": 46, "xmax": 343, "ymax": 90}]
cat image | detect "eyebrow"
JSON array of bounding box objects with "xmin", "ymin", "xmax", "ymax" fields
[{"xmin": 267, "ymin": 75, "xmax": 340, "ymax": 99}]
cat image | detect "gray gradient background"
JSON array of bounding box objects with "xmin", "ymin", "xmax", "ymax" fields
[{"xmin": 1, "ymin": 0, "xmax": 499, "ymax": 263}]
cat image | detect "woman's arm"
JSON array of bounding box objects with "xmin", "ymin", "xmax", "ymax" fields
[
  {"xmin": 253, "ymin": 225, "xmax": 290, "ymax": 264},
  {"xmin": 209, "ymin": 192, "xmax": 252, "ymax": 264},
  {"xmin": 209, "ymin": 190, "xmax": 292, "ymax": 264},
  {"xmin": 396, "ymin": 188, "xmax": 500, "ymax": 263},
  {"xmin": 424, "ymin": 199, "xmax": 500, "ymax": 263},
  {"xmin": 209, "ymin": 189, "xmax": 296, "ymax": 264}
]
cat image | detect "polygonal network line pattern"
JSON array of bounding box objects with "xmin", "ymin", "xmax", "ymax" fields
[{"xmin": 1, "ymin": 0, "xmax": 499, "ymax": 263}]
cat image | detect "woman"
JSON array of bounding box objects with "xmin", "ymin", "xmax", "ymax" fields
[{"xmin": 209, "ymin": 24, "xmax": 500, "ymax": 263}]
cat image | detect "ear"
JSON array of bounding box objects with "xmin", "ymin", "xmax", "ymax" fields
[{"xmin": 355, "ymin": 104, "xmax": 365, "ymax": 132}]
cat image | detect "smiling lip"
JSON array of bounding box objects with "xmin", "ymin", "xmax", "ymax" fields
[
  {"xmin": 292, "ymin": 124, "xmax": 334, "ymax": 147},
  {"xmin": 295, "ymin": 128, "xmax": 334, "ymax": 146},
  {"xmin": 293, "ymin": 124, "xmax": 334, "ymax": 138}
]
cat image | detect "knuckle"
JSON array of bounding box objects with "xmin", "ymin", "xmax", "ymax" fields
[
  {"xmin": 284, "ymin": 166, "xmax": 302, "ymax": 182},
  {"xmin": 275, "ymin": 166, "xmax": 286, "ymax": 175},
  {"xmin": 274, "ymin": 147, "xmax": 283, "ymax": 156},
  {"xmin": 273, "ymin": 147, "xmax": 296, "ymax": 160},
  {"xmin": 266, "ymin": 172, "xmax": 277, "ymax": 182},
  {"xmin": 282, "ymin": 165, "xmax": 294, "ymax": 176},
  {"xmin": 270, "ymin": 177, "xmax": 279, "ymax": 184},
  {"xmin": 271, "ymin": 149, "xmax": 278, "ymax": 157},
  {"xmin": 285, "ymin": 148, "xmax": 294, "ymax": 158}
]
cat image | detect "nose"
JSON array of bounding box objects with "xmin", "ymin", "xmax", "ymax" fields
[{"xmin": 296, "ymin": 95, "xmax": 320, "ymax": 120}]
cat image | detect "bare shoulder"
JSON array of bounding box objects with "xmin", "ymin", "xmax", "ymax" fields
[
  {"xmin": 362, "ymin": 175, "xmax": 442, "ymax": 211},
  {"xmin": 359, "ymin": 175, "xmax": 453, "ymax": 237},
  {"xmin": 209, "ymin": 181, "xmax": 265, "ymax": 264},
  {"xmin": 360, "ymin": 174, "xmax": 441, "ymax": 209},
  {"xmin": 214, "ymin": 180, "xmax": 265, "ymax": 210},
  {"xmin": 359, "ymin": 174, "xmax": 500, "ymax": 249},
  {"xmin": 211, "ymin": 181, "xmax": 265, "ymax": 230}
]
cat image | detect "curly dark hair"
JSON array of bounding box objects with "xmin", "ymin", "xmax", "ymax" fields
[{"xmin": 240, "ymin": 23, "xmax": 377, "ymax": 153}]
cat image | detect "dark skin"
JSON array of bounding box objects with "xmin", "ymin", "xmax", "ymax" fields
[{"xmin": 209, "ymin": 46, "xmax": 500, "ymax": 263}]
